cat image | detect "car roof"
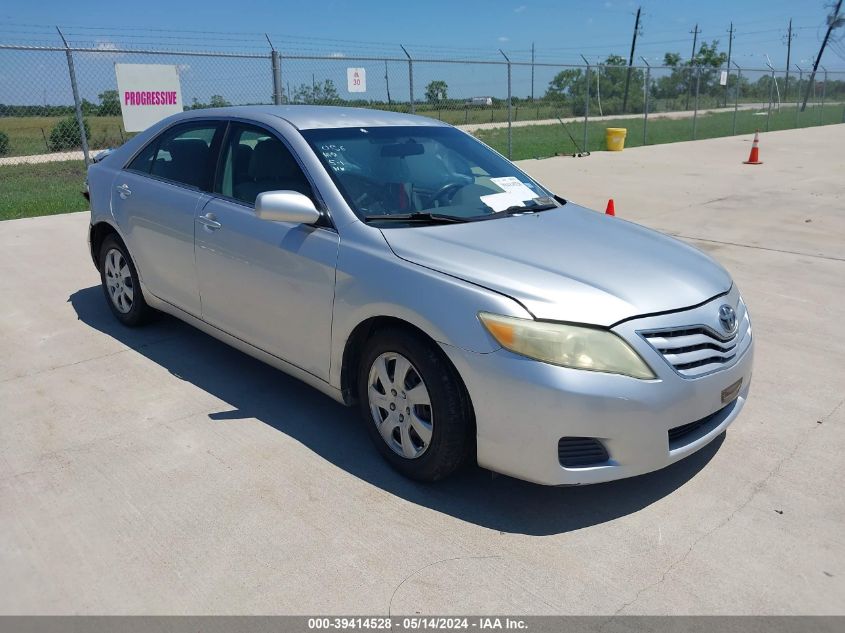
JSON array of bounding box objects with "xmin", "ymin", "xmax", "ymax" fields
[{"xmin": 175, "ymin": 105, "xmax": 450, "ymax": 130}]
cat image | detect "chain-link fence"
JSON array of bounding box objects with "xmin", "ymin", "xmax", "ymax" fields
[{"xmin": 2, "ymin": 40, "xmax": 845, "ymax": 168}]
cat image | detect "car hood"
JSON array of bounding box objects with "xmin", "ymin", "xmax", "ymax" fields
[{"xmin": 380, "ymin": 204, "xmax": 732, "ymax": 326}]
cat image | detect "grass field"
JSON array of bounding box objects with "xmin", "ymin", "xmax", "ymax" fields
[
  {"xmin": 1, "ymin": 102, "xmax": 843, "ymax": 221},
  {"xmin": 0, "ymin": 97, "xmax": 793, "ymax": 156},
  {"xmin": 475, "ymin": 103, "xmax": 845, "ymax": 160},
  {"xmin": 0, "ymin": 161, "xmax": 88, "ymax": 221},
  {"xmin": 370, "ymin": 98, "xmax": 767, "ymax": 128},
  {"xmin": 0, "ymin": 116, "xmax": 128, "ymax": 156}
]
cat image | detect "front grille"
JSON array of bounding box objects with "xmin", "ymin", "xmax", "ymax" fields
[
  {"xmin": 558, "ymin": 437, "xmax": 609, "ymax": 468},
  {"xmin": 640, "ymin": 301, "xmax": 751, "ymax": 378}
]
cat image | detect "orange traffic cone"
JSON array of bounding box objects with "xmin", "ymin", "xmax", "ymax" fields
[
  {"xmin": 743, "ymin": 130, "xmax": 763, "ymax": 165},
  {"xmin": 605, "ymin": 199, "xmax": 616, "ymax": 216}
]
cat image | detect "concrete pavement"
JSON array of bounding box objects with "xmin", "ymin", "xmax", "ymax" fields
[{"xmin": 0, "ymin": 125, "xmax": 843, "ymax": 614}]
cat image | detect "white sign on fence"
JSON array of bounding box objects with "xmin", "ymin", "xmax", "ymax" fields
[
  {"xmin": 115, "ymin": 63, "xmax": 183, "ymax": 132},
  {"xmin": 347, "ymin": 67, "xmax": 366, "ymax": 93},
  {"xmin": 720, "ymin": 70, "xmax": 728, "ymax": 86}
]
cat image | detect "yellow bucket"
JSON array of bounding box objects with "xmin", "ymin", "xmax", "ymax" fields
[{"xmin": 606, "ymin": 127, "xmax": 627, "ymax": 151}]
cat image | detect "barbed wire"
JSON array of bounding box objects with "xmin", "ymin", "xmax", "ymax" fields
[{"xmin": 0, "ymin": 20, "xmax": 842, "ymax": 68}]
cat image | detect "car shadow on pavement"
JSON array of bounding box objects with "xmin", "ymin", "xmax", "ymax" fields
[{"xmin": 70, "ymin": 285, "xmax": 723, "ymax": 537}]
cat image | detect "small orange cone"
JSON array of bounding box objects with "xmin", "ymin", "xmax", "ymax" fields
[
  {"xmin": 605, "ymin": 198, "xmax": 616, "ymax": 216},
  {"xmin": 743, "ymin": 130, "xmax": 763, "ymax": 165}
]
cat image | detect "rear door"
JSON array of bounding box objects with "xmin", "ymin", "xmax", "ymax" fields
[
  {"xmin": 194, "ymin": 122, "xmax": 339, "ymax": 381},
  {"xmin": 111, "ymin": 120, "xmax": 224, "ymax": 317}
]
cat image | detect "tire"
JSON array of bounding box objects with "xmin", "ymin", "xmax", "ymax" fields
[
  {"xmin": 357, "ymin": 327, "xmax": 473, "ymax": 482},
  {"xmin": 98, "ymin": 234, "xmax": 154, "ymax": 327}
]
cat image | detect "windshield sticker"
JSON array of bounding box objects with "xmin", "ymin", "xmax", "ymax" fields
[
  {"xmin": 489, "ymin": 176, "xmax": 537, "ymax": 201},
  {"xmin": 480, "ymin": 191, "xmax": 532, "ymax": 212}
]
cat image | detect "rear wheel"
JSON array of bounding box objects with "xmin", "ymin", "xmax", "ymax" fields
[
  {"xmin": 98, "ymin": 235, "xmax": 154, "ymax": 326},
  {"xmin": 358, "ymin": 328, "xmax": 472, "ymax": 482}
]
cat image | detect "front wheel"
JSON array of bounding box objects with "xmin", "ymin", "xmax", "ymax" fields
[
  {"xmin": 357, "ymin": 328, "xmax": 473, "ymax": 482},
  {"xmin": 98, "ymin": 234, "xmax": 154, "ymax": 327}
]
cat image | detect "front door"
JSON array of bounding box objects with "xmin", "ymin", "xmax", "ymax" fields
[{"xmin": 194, "ymin": 123, "xmax": 339, "ymax": 381}]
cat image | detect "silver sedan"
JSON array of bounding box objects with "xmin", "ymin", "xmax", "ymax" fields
[{"xmin": 86, "ymin": 106, "xmax": 753, "ymax": 485}]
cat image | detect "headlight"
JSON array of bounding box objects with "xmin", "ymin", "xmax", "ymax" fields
[{"xmin": 478, "ymin": 312, "xmax": 656, "ymax": 379}]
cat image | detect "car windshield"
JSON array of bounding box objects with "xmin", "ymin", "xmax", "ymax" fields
[{"xmin": 301, "ymin": 126, "xmax": 558, "ymax": 224}]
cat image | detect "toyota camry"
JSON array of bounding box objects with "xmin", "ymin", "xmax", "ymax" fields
[{"xmin": 85, "ymin": 106, "xmax": 753, "ymax": 485}]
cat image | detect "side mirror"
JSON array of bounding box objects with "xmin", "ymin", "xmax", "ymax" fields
[{"xmin": 255, "ymin": 191, "xmax": 321, "ymax": 225}]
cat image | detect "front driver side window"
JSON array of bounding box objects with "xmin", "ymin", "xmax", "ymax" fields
[{"xmin": 218, "ymin": 124, "xmax": 313, "ymax": 205}]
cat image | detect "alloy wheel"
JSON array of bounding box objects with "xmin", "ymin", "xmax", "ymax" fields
[{"xmin": 104, "ymin": 247, "xmax": 134, "ymax": 314}]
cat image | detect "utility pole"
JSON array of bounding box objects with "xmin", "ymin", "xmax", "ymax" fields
[
  {"xmin": 724, "ymin": 22, "xmax": 734, "ymax": 107},
  {"xmin": 622, "ymin": 6, "xmax": 642, "ymax": 112},
  {"xmin": 802, "ymin": 0, "xmax": 843, "ymax": 111},
  {"xmin": 685, "ymin": 23, "xmax": 700, "ymax": 109},
  {"xmin": 784, "ymin": 19, "xmax": 795, "ymax": 98},
  {"xmin": 530, "ymin": 42, "xmax": 535, "ymax": 101}
]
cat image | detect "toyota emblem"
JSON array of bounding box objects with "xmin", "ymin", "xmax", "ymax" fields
[{"xmin": 718, "ymin": 304, "xmax": 738, "ymax": 334}]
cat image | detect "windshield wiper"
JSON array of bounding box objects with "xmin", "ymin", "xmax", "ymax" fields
[
  {"xmin": 484, "ymin": 202, "xmax": 559, "ymax": 218},
  {"xmin": 504, "ymin": 203, "xmax": 558, "ymax": 213},
  {"xmin": 364, "ymin": 212, "xmax": 470, "ymax": 224}
]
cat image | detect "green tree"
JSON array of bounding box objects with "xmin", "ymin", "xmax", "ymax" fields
[
  {"xmin": 293, "ymin": 79, "xmax": 340, "ymax": 104},
  {"xmin": 595, "ymin": 54, "xmax": 645, "ymax": 114},
  {"xmin": 664, "ymin": 52, "xmax": 682, "ymax": 67},
  {"xmin": 97, "ymin": 90, "xmax": 121, "ymax": 116},
  {"xmin": 80, "ymin": 98, "xmax": 97, "ymax": 116},
  {"xmin": 545, "ymin": 68, "xmax": 584, "ymax": 101},
  {"xmin": 653, "ymin": 41, "xmax": 728, "ymax": 107},
  {"xmin": 425, "ymin": 80, "xmax": 448, "ymax": 103},
  {"xmin": 692, "ymin": 41, "xmax": 728, "ymax": 97},
  {"xmin": 209, "ymin": 94, "xmax": 232, "ymax": 108},
  {"xmin": 48, "ymin": 116, "xmax": 91, "ymax": 152}
]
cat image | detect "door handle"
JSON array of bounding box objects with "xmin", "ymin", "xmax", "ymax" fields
[
  {"xmin": 116, "ymin": 183, "xmax": 131, "ymax": 199},
  {"xmin": 197, "ymin": 213, "xmax": 222, "ymax": 230}
]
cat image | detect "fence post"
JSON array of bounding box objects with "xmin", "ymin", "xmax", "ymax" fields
[
  {"xmin": 692, "ymin": 66, "xmax": 701, "ymax": 140},
  {"xmin": 765, "ymin": 63, "xmax": 774, "ymax": 132},
  {"xmin": 820, "ymin": 65, "xmax": 827, "ymax": 124},
  {"xmin": 640, "ymin": 57, "xmax": 650, "ymax": 146},
  {"xmin": 500, "ymin": 49, "xmax": 512, "ymax": 159},
  {"xmin": 733, "ymin": 63, "xmax": 741, "ymax": 135},
  {"xmin": 266, "ymin": 34, "xmax": 283, "ymax": 105},
  {"xmin": 56, "ymin": 27, "xmax": 90, "ymax": 166},
  {"xmin": 795, "ymin": 65, "xmax": 802, "ymax": 127},
  {"xmin": 401, "ymin": 45, "xmax": 414, "ymax": 114},
  {"xmin": 580, "ymin": 55, "xmax": 590, "ymax": 152},
  {"xmin": 276, "ymin": 53, "xmax": 284, "ymax": 104}
]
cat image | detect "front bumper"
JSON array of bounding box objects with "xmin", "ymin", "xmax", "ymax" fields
[{"xmin": 441, "ymin": 289, "xmax": 754, "ymax": 486}]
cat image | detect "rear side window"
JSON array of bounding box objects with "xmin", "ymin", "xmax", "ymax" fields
[
  {"xmin": 126, "ymin": 139, "xmax": 157, "ymax": 174},
  {"xmin": 127, "ymin": 122, "xmax": 221, "ymax": 191}
]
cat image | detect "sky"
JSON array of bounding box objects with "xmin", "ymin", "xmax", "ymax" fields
[
  {"xmin": 3, "ymin": 0, "xmax": 843, "ymax": 67},
  {"xmin": 2, "ymin": 0, "xmax": 844, "ymax": 106}
]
